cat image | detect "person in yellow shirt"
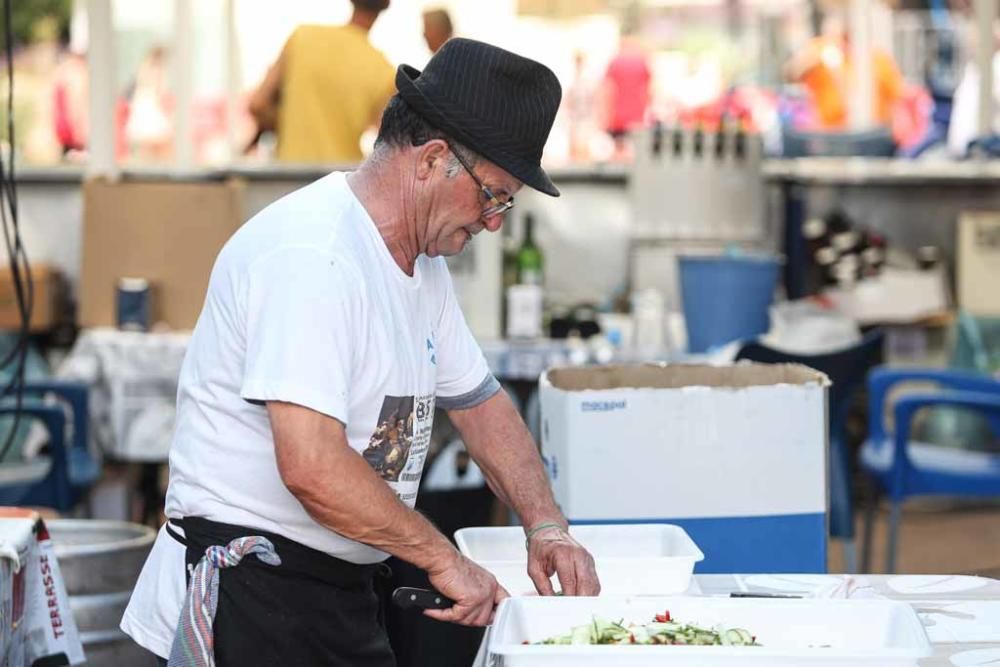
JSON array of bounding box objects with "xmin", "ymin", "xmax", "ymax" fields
[
  {"xmin": 786, "ymin": 10, "xmax": 903, "ymax": 130},
  {"xmin": 249, "ymin": 0, "xmax": 395, "ymax": 164}
]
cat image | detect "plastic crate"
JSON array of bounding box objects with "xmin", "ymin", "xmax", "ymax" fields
[
  {"xmin": 455, "ymin": 524, "xmax": 703, "ymax": 596},
  {"xmin": 488, "ymin": 595, "xmax": 931, "ymax": 666}
]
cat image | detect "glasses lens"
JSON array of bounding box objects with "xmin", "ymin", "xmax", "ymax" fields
[{"xmin": 482, "ymin": 199, "xmax": 513, "ymax": 219}]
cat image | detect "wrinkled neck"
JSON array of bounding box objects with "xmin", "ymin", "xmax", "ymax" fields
[{"xmin": 346, "ymin": 160, "xmax": 421, "ymax": 276}]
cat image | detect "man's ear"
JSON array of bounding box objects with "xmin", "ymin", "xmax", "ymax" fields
[{"xmin": 415, "ymin": 139, "xmax": 449, "ymax": 181}]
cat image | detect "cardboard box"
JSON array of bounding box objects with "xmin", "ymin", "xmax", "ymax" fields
[
  {"xmin": 958, "ymin": 211, "xmax": 1000, "ymax": 316},
  {"xmin": 539, "ymin": 363, "xmax": 829, "ymax": 574},
  {"xmin": 0, "ymin": 264, "xmax": 64, "ymax": 331},
  {"xmin": 80, "ymin": 178, "xmax": 245, "ymax": 330}
]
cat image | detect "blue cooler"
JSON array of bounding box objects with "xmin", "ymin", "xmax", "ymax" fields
[{"xmin": 679, "ymin": 254, "xmax": 780, "ymax": 353}]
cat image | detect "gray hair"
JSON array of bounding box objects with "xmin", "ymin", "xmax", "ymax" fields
[
  {"xmin": 444, "ymin": 152, "xmax": 469, "ymax": 179},
  {"xmin": 376, "ymin": 95, "xmax": 482, "ymax": 174}
]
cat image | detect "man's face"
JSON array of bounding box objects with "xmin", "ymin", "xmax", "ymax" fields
[
  {"xmin": 423, "ymin": 18, "xmax": 448, "ymax": 54},
  {"xmin": 424, "ymin": 156, "xmax": 520, "ymax": 258}
]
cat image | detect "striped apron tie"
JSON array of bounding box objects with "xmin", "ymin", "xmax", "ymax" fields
[{"xmin": 167, "ymin": 536, "xmax": 281, "ymax": 666}]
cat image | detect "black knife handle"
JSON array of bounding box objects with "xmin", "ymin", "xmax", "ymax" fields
[{"xmin": 392, "ymin": 587, "xmax": 455, "ymax": 610}]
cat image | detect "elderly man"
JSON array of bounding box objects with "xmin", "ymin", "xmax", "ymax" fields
[{"xmin": 122, "ymin": 39, "xmax": 599, "ymax": 667}]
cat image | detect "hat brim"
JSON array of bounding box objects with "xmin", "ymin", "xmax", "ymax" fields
[{"xmin": 395, "ymin": 65, "xmax": 560, "ymax": 197}]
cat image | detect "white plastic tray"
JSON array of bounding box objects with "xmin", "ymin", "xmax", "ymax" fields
[
  {"xmin": 455, "ymin": 524, "xmax": 703, "ymax": 596},
  {"xmin": 488, "ymin": 596, "xmax": 932, "ymax": 666}
]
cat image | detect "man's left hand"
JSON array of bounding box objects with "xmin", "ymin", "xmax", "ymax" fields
[{"xmin": 525, "ymin": 525, "xmax": 600, "ymax": 596}]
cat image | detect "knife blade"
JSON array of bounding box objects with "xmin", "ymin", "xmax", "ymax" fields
[{"xmin": 391, "ymin": 587, "xmax": 455, "ymax": 610}]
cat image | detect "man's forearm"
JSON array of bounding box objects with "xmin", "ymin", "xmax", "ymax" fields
[
  {"xmin": 448, "ymin": 390, "xmax": 566, "ymax": 531},
  {"xmin": 271, "ymin": 405, "xmax": 457, "ymax": 573}
]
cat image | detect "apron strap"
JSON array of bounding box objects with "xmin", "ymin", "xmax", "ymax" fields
[{"xmin": 165, "ymin": 518, "xmax": 188, "ymax": 548}]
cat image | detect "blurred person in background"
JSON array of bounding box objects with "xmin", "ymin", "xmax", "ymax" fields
[
  {"xmin": 248, "ymin": 0, "xmax": 395, "ymax": 163},
  {"xmin": 601, "ymin": 29, "xmax": 651, "ymax": 161},
  {"xmin": 422, "ymin": 8, "xmax": 453, "ymax": 55},
  {"xmin": 52, "ymin": 48, "xmax": 87, "ymax": 159},
  {"xmin": 785, "ymin": 0, "xmax": 904, "ymax": 130},
  {"xmin": 565, "ymin": 51, "xmax": 598, "ymax": 163},
  {"xmin": 123, "ymin": 46, "xmax": 173, "ymax": 161},
  {"xmin": 0, "ymin": 4, "xmax": 73, "ymax": 164},
  {"xmin": 947, "ymin": 19, "xmax": 1000, "ymax": 156}
]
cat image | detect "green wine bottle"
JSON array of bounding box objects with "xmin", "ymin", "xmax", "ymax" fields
[{"xmin": 517, "ymin": 214, "xmax": 544, "ymax": 286}]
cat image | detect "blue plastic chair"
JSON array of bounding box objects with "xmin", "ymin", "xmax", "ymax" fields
[
  {"xmin": 859, "ymin": 368, "xmax": 1000, "ymax": 573},
  {"xmin": 736, "ymin": 329, "xmax": 885, "ymax": 573},
  {"xmin": 0, "ymin": 381, "xmax": 99, "ymax": 513}
]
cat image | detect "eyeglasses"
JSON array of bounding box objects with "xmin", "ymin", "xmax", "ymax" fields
[{"xmin": 448, "ymin": 146, "xmax": 515, "ymax": 220}]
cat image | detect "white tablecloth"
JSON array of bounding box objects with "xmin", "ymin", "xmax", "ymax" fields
[{"xmin": 57, "ymin": 328, "xmax": 191, "ymax": 462}]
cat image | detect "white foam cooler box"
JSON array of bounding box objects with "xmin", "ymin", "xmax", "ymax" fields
[
  {"xmin": 539, "ymin": 363, "xmax": 830, "ymax": 573},
  {"xmin": 455, "ymin": 524, "xmax": 704, "ymax": 596},
  {"xmin": 487, "ymin": 596, "xmax": 932, "ymax": 666}
]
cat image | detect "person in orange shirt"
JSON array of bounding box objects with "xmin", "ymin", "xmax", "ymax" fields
[
  {"xmin": 248, "ymin": 0, "xmax": 395, "ymax": 164},
  {"xmin": 786, "ymin": 11, "xmax": 903, "ymax": 130}
]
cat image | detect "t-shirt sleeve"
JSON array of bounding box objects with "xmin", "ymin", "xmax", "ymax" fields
[
  {"xmin": 240, "ymin": 246, "xmax": 362, "ymax": 423},
  {"xmin": 434, "ymin": 265, "xmax": 499, "ymax": 410}
]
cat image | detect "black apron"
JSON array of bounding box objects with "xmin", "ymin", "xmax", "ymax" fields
[{"xmin": 167, "ymin": 516, "xmax": 396, "ymax": 667}]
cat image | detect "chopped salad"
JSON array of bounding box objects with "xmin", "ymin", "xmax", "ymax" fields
[{"xmin": 535, "ymin": 610, "xmax": 758, "ymax": 646}]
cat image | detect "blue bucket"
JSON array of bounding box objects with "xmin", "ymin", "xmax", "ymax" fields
[{"xmin": 679, "ymin": 254, "xmax": 781, "ymax": 353}]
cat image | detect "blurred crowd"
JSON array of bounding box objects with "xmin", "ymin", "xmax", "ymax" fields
[{"xmin": 1, "ymin": 0, "xmax": 998, "ymax": 166}]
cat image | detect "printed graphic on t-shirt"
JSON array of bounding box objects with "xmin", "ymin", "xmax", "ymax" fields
[{"xmin": 362, "ymin": 394, "xmax": 435, "ymax": 505}]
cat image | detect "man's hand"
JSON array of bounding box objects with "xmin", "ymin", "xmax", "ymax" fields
[
  {"xmin": 526, "ymin": 525, "xmax": 600, "ymax": 596},
  {"xmin": 423, "ymin": 551, "xmax": 509, "ymax": 627}
]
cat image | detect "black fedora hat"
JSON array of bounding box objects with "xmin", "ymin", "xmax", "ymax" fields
[{"xmin": 395, "ymin": 38, "xmax": 562, "ymax": 197}]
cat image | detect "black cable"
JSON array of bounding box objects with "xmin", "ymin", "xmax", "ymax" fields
[{"xmin": 0, "ymin": 0, "xmax": 33, "ymax": 462}]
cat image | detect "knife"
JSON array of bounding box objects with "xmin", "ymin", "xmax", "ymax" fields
[
  {"xmin": 391, "ymin": 587, "xmax": 455, "ymax": 610},
  {"xmin": 393, "ymin": 587, "xmax": 497, "ymax": 666}
]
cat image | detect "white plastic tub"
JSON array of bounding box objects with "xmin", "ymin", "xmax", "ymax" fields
[
  {"xmin": 488, "ymin": 596, "xmax": 932, "ymax": 666},
  {"xmin": 454, "ymin": 524, "xmax": 703, "ymax": 596}
]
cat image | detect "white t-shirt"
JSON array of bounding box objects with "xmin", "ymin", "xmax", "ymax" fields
[{"xmin": 121, "ymin": 171, "xmax": 497, "ymax": 657}]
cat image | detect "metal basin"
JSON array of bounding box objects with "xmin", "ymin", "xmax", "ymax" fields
[
  {"xmin": 47, "ymin": 519, "xmax": 155, "ymax": 596},
  {"xmin": 69, "ymin": 592, "xmax": 131, "ymax": 634}
]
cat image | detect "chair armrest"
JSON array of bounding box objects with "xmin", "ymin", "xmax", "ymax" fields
[
  {"xmin": 868, "ymin": 367, "xmax": 1000, "ymax": 442},
  {"xmin": 889, "ymin": 390, "xmax": 1000, "ymax": 498},
  {"xmin": 21, "ymin": 381, "xmax": 89, "ymax": 454},
  {"xmin": 0, "ymin": 404, "xmax": 70, "ymax": 508}
]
